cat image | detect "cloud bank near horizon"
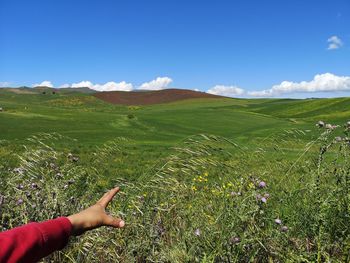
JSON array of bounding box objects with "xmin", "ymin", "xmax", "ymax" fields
[
  {"xmin": 247, "ymin": 73, "xmax": 350, "ymax": 97},
  {"xmin": 32, "ymin": 77, "xmax": 172, "ymax": 92},
  {"xmin": 28, "ymin": 73, "xmax": 350, "ymax": 98},
  {"xmin": 138, "ymin": 77, "xmax": 173, "ymax": 90}
]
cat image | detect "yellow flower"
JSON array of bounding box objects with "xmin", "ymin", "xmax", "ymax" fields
[
  {"xmin": 248, "ymin": 182, "xmax": 254, "ymax": 189},
  {"xmin": 192, "ymin": 186, "xmax": 197, "ymax": 191},
  {"xmin": 204, "ymin": 172, "xmax": 209, "ymax": 177},
  {"xmin": 227, "ymin": 182, "xmax": 233, "ymax": 187}
]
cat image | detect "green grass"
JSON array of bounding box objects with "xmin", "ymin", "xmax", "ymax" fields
[
  {"xmin": 3, "ymin": 91, "xmax": 345, "ymax": 145},
  {"xmin": 1, "ymin": 91, "xmax": 350, "ymax": 262}
]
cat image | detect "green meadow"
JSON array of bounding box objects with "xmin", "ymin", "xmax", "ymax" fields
[{"xmin": 1, "ymin": 90, "xmax": 350, "ymax": 262}]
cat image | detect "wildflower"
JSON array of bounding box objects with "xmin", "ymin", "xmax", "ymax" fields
[
  {"xmin": 16, "ymin": 198, "xmax": 23, "ymax": 205},
  {"xmin": 264, "ymin": 193, "xmax": 270, "ymax": 199},
  {"xmin": 346, "ymin": 121, "xmax": 350, "ymax": 129},
  {"xmin": 230, "ymin": 191, "xmax": 237, "ymax": 197},
  {"xmin": 281, "ymin": 226, "xmax": 288, "ymax": 232},
  {"xmin": 63, "ymin": 184, "xmax": 69, "ymax": 189},
  {"xmin": 316, "ymin": 121, "xmax": 325, "ymax": 128},
  {"xmin": 191, "ymin": 186, "xmax": 197, "ymax": 191},
  {"xmin": 17, "ymin": 184, "xmax": 24, "ymax": 190},
  {"xmin": 248, "ymin": 182, "xmax": 255, "ymax": 189},
  {"xmin": 258, "ymin": 181, "xmax": 266, "ymax": 188},
  {"xmin": 72, "ymin": 156, "xmax": 79, "ymax": 162},
  {"xmin": 335, "ymin": 136, "xmax": 342, "ymax": 142},
  {"xmin": 261, "ymin": 197, "xmax": 267, "ymax": 203},
  {"xmin": 68, "ymin": 179, "xmax": 75, "ymax": 185},
  {"xmin": 229, "ymin": 236, "xmax": 241, "ymax": 245},
  {"xmin": 275, "ymin": 218, "xmax": 282, "ymax": 225},
  {"xmin": 31, "ymin": 183, "xmax": 38, "ymax": 189},
  {"xmin": 13, "ymin": 167, "xmax": 25, "ymax": 175},
  {"xmin": 194, "ymin": 228, "xmax": 201, "ymax": 237}
]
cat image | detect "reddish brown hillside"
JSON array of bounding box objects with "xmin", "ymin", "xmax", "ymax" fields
[{"xmin": 93, "ymin": 89, "xmax": 225, "ymax": 105}]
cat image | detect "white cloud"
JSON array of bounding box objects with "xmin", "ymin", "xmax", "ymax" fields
[
  {"xmin": 59, "ymin": 83, "xmax": 70, "ymax": 88},
  {"xmin": 207, "ymin": 85, "xmax": 245, "ymax": 97},
  {"xmin": 0, "ymin": 82, "xmax": 11, "ymax": 87},
  {"xmin": 327, "ymin": 35, "xmax": 343, "ymax": 50},
  {"xmin": 71, "ymin": 81, "xmax": 133, "ymax": 91},
  {"xmin": 139, "ymin": 77, "xmax": 172, "ymax": 90},
  {"xmin": 33, "ymin": 80, "xmax": 53, "ymax": 88},
  {"xmin": 248, "ymin": 73, "xmax": 350, "ymax": 97}
]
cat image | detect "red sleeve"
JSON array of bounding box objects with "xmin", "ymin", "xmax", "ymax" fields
[{"xmin": 0, "ymin": 217, "xmax": 72, "ymax": 263}]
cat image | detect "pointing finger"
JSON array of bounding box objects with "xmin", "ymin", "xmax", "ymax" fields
[{"xmin": 98, "ymin": 187, "xmax": 120, "ymax": 208}]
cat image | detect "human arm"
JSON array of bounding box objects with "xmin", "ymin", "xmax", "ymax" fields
[{"xmin": 0, "ymin": 187, "xmax": 124, "ymax": 263}]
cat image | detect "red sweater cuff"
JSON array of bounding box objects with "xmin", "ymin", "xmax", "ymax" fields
[{"xmin": 34, "ymin": 217, "xmax": 72, "ymax": 253}]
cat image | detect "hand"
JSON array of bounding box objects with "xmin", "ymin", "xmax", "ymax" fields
[{"xmin": 67, "ymin": 187, "xmax": 125, "ymax": 236}]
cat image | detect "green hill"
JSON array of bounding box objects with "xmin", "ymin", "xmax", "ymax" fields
[{"xmin": 1, "ymin": 89, "xmax": 348, "ymax": 146}]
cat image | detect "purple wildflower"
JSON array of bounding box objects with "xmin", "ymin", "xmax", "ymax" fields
[
  {"xmin": 17, "ymin": 184, "xmax": 24, "ymax": 190},
  {"xmin": 230, "ymin": 236, "xmax": 241, "ymax": 245},
  {"xmin": 31, "ymin": 183, "xmax": 38, "ymax": 189},
  {"xmin": 261, "ymin": 197, "xmax": 267, "ymax": 203},
  {"xmin": 281, "ymin": 226, "xmax": 288, "ymax": 232},
  {"xmin": 194, "ymin": 228, "xmax": 201, "ymax": 237},
  {"xmin": 274, "ymin": 218, "xmax": 282, "ymax": 225},
  {"xmin": 16, "ymin": 198, "xmax": 23, "ymax": 205},
  {"xmin": 258, "ymin": 181, "xmax": 266, "ymax": 188}
]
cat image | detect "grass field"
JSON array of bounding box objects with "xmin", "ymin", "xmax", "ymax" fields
[{"xmin": 1, "ymin": 90, "xmax": 350, "ymax": 262}]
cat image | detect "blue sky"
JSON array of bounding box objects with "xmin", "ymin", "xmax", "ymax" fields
[{"xmin": 0, "ymin": 0, "xmax": 349, "ymax": 97}]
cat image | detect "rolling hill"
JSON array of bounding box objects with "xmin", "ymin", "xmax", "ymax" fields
[{"xmin": 93, "ymin": 88, "xmax": 225, "ymax": 105}]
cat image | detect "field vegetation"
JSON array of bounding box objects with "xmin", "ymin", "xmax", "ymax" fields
[{"xmin": 1, "ymin": 90, "xmax": 350, "ymax": 262}]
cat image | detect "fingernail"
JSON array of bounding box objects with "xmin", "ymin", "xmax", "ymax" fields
[{"xmin": 119, "ymin": 220, "xmax": 125, "ymax": 228}]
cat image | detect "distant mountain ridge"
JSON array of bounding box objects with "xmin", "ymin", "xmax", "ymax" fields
[
  {"xmin": 0, "ymin": 86, "xmax": 96, "ymax": 94},
  {"xmin": 93, "ymin": 88, "xmax": 226, "ymax": 105}
]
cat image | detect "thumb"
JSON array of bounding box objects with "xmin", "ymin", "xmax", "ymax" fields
[{"xmin": 103, "ymin": 215, "xmax": 125, "ymax": 228}]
